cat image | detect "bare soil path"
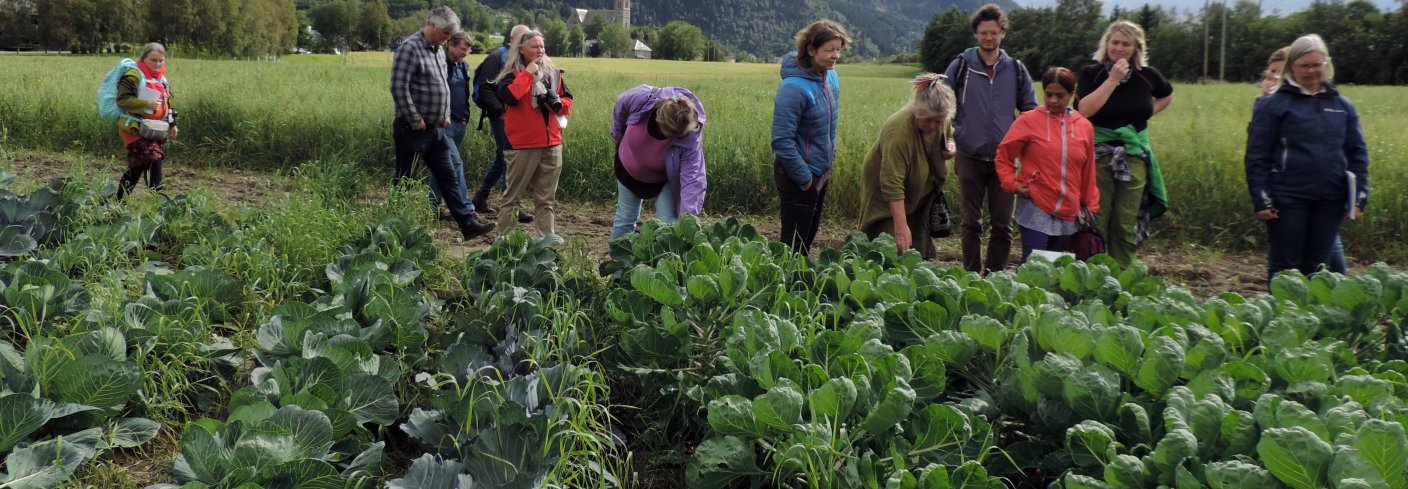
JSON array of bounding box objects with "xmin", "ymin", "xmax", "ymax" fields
[{"xmin": 9, "ymin": 150, "xmax": 1293, "ymax": 298}]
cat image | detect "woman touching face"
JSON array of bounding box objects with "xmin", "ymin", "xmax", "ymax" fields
[{"xmin": 1105, "ymin": 32, "xmax": 1135, "ymax": 63}]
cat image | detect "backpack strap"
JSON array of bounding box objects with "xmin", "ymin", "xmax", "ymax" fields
[
  {"xmin": 1013, "ymin": 58, "xmax": 1031, "ymax": 109},
  {"xmin": 952, "ymin": 55, "xmax": 969, "ymax": 122}
]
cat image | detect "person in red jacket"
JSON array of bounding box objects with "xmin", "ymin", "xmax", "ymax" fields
[
  {"xmin": 995, "ymin": 67, "xmax": 1100, "ymax": 262},
  {"xmin": 492, "ymin": 29, "xmax": 574, "ymax": 245}
]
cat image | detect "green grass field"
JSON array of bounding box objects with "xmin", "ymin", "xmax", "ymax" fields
[{"xmin": 1, "ymin": 53, "xmax": 1403, "ymax": 260}]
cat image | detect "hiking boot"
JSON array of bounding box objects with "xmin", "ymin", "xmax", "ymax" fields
[
  {"xmin": 459, "ymin": 213, "xmax": 494, "ymax": 240},
  {"xmin": 471, "ymin": 189, "xmax": 496, "ymax": 214},
  {"xmin": 517, "ymin": 209, "xmax": 534, "ymax": 224}
]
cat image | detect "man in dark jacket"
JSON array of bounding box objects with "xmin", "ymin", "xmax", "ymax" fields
[
  {"xmin": 943, "ymin": 4, "xmax": 1038, "ymax": 274},
  {"xmin": 470, "ymin": 24, "xmax": 533, "ymax": 224}
]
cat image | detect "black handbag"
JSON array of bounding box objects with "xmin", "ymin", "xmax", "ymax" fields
[{"xmin": 929, "ymin": 189, "xmax": 953, "ymax": 238}]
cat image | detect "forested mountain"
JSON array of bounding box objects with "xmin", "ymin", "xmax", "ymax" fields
[{"xmin": 478, "ymin": 0, "xmax": 1017, "ymax": 58}]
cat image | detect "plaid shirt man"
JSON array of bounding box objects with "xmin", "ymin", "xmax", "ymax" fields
[{"xmin": 391, "ymin": 30, "xmax": 450, "ymax": 127}]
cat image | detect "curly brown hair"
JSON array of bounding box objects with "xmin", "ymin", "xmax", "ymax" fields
[{"xmin": 970, "ymin": 4, "xmax": 1008, "ymax": 33}]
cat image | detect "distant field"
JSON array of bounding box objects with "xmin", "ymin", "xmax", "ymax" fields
[{"xmin": 1, "ymin": 54, "xmax": 1402, "ymax": 259}]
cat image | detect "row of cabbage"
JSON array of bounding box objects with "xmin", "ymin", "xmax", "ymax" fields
[
  {"xmin": 0, "ymin": 173, "xmax": 620, "ymax": 488},
  {"xmin": 599, "ymin": 216, "xmax": 1408, "ymax": 488}
]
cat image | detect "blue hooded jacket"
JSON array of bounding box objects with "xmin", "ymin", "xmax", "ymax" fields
[
  {"xmin": 1245, "ymin": 80, "xmax": 1369, "ymax": 212},
  {"xmin": 772, "ymin": 52, "xmax": 840, "ymax": 186}
]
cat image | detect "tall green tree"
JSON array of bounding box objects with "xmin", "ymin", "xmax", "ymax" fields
[
  {"xmin": 541, "ymin": 18, "xmax": 569, "ymax": 56},
  {"xmin": 310, "ymin": 0, "xmax": 358, "ymax": 52},
  {"xmin": 598, "ymin": 22, "xmax": 631, "ymax": 58},
  {"xmin": 919, "ymin": 7, "xmax": 973, "ymax": 74},
  {"xmin": 653, "ymin": 20, "xmax": 706, "ymax": 60},
  {"xmin": 567, "ymin": 24, "xmax": 585, "ymax": 57},
  {"xmin": 360, "ymin": 0, "xmax": 392, "ymax": 50}
]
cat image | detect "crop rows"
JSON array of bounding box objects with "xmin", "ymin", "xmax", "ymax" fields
[
  {"xmin": 1, "ymin": 163, "xmax": 1407, "ymax": 487},
  {"xmin": 1, "ymin": 54, "xmax": 1404, "ymax": 258}
]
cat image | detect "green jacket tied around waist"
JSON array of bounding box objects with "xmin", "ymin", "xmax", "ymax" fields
[{"xmin": 1094, "ymin": 125, "xmax": 1168, "ymax": 219}]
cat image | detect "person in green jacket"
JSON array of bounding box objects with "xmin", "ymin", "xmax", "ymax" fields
[{"xmin": 859, "ymin": 73, "xmax": 956, "ymax": 259}]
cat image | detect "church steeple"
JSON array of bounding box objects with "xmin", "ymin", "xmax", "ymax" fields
[{"xmin": 615, "ymin": 0, "xmax": 631, "ymax": 29}]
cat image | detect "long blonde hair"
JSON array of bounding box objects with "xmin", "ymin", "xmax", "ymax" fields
[
  {"xmin": 1092, "ymin": 20, "xmax": 1149, "ymax": 69},
  {"xmin": 495, "ymin": 30, "xmax": 554, "ymax": 83}
]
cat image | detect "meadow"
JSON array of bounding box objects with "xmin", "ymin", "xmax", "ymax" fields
[
  {"xmin": 3, "ymin": 52, "xmax": 1408, "ymax": 489},
  {"xmin": 0, "ymin": 52, "xmax": 1404, "ymax": 260}
]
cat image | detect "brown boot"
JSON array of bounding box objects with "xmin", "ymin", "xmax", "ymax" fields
[{"xmin": 472, "ymin": 189, "xmax": 496, "ymax": 214}]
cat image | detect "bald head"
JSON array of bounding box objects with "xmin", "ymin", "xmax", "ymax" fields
[{"xmin": 510, "ymin": 24, "xmax": 530, "ymax": 40}]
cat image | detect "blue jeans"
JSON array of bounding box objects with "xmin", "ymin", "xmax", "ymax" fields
[
  {"xmin": 1265, "ymin": 196, "xmax": 1344, "ymax": 283},
  {"xmin": 611, "ymin": 180, "xmax": 678, "ymax": 239},
  {"xmin": 430, "ymin": 120, "xmax": 472, "ymax": 211},
  {"xmin": 1329, "ymin": 234, "xmax": 1347, "ymax": 274},
  {"xmin": 477, "ymin": 117, "xmax": 509, "ymax": 194}
]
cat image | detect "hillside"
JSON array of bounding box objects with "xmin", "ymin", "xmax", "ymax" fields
[{"xmin": 480, "ymin": 0, "xmax": 1018, "ymax": 58}]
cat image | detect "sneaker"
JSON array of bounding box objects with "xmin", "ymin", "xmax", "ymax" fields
[
  {"xmin": 517, "ymin": 210, "xmax": 534, "ymax": 224},
  {"xmin": 542, "ymin": 234, "xmax": 565, "ymax": 247},
  {"xmin": 460, "ymin": 215, "xmax": 494, "ymax": 239}
]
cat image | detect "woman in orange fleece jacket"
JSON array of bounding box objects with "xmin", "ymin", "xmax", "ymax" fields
[{"xmin": 995, "ymin": 67, "xmax": 1100, "ymax": 262}]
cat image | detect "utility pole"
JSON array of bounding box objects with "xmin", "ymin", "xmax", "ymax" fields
[
  {"xmin": 1219, "ymin": 0, "xmax": 1227, "ymax": 81},
  {"xmin": 1202, "ymin": 0, "xmax": 1210, "ymax": 81}
]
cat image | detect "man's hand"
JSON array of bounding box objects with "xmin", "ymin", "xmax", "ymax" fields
[{"xmin": 412, "ymin": 120, "xmax": 426, "ymax": 130}]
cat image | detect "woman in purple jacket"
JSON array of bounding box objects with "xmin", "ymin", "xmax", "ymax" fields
[{"xmin": 609, "ymin": 84, "xmax": 708, "ymax": 239}]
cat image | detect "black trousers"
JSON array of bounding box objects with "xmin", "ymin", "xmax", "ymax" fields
[
  {"xmin": 774, "ymin": 159, "xmax": 828, "ymax": 258},
  {"xmin": 392, "ymin": 118, "xmax": 479, "ymax": 234},
  {"xmin": 118, "ymin": 159, "xmax": 162, "ymax": 199}
]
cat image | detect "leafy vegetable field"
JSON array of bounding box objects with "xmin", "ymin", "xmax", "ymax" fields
[{"xmin": 2, "ymin": 166, "xmax": 1408, "ymax": 488}]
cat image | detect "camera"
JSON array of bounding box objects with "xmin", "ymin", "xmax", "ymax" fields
[{"xmin": 538, "ymin": 91, "xmax": 562, "ymax": 112}]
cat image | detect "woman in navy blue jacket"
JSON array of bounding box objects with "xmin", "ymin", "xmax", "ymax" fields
[
  {"xmin": 1245, "ymin": 34, "xmax": 1369, "ymax": 282},
  {"xmin": 772, "ymin": 20, "xmax": 850, "ymax": 257}
]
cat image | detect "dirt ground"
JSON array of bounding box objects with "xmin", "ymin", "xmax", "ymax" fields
[{"xmin": 10, "ymin": 151, "xmax": 1280, "ymax": 298}]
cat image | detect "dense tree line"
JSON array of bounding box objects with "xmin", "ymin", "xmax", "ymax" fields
[
  {"xmin": 0, "ymin": 0, "xmax": 298, "ymax": 56},
  {"xmin": 921, "ymin": 0, "xmax": 1408, "ymax": 85}
]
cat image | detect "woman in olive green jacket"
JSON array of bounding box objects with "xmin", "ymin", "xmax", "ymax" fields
[{"xmin": 859, "ymin": 73, "xmax": 956, "ymax": 259}]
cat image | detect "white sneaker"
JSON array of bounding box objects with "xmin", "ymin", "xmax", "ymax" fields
[{"xmin": 542, "ymin": 234, "xmax": 566, "ymax": 247}]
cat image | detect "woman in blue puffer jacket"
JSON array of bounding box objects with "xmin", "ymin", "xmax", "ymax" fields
[
  {"xmin": 772, "ymin": 20, "xmax": 850, "ymax": 257},
  {"xmin": 1245, "ymin": 34, "xmax": 1369, "ymax": 283}
]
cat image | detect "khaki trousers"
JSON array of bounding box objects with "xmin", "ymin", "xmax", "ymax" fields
[{"xmin": 498, "ymin": 146, "xmax": 562, "ymax": 237}]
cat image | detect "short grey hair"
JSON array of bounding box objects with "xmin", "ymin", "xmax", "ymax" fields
[
  {"xmin": 449, "ymin": 31, "xmax": 472, "ymax": 48},
  {"xmin": 905, "ymin": 73, "xmax": 955, "ymax": 121},
  {"xmin": 140, "ymin": 42, "xmax": 167, "ymax": 60},
  {"xmin": 426, "ymin": 7, "xmax": 460, "ymax": 31},
  {"xmin": 1285, "ymin": 34, "xmax": 1334, "ymax": 83}
]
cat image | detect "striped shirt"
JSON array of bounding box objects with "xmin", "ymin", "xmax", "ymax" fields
[{"xmin": 390, "ymin": 30, "xmax": 450, "ymax": 126}]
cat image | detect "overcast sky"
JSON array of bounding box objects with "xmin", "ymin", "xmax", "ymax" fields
[{"xmin": 1017, "ymin": 0, "xmax": 1401, "ymax": 15}]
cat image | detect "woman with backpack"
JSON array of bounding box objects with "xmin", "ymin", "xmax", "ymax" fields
[
  {"xmin": 493, "ymin": 29, "xmax": 573, "ymax": 245},
  {"xmin": 114, "ymin": 42, "xmax": 177, "ymax": 199},
  {"xmin": 857, "ymin": 73, "xmax": 955, "ymax": 260},
  {"xmin": 608, "ymin": 84, "xmax": 708, "ymax": 240}
]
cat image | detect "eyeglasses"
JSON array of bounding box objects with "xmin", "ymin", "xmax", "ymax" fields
[{"xmin": 1294, "ymin": 61, "xmax": 1327, "ymax": 70}]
